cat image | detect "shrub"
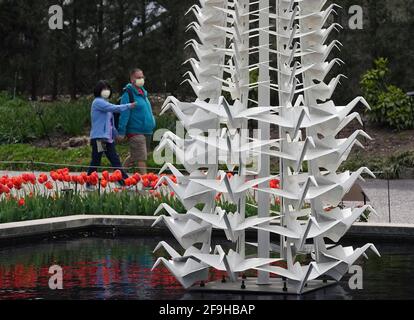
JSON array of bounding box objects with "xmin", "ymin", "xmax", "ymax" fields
[
  {"xmin": 361, "ymin": 58, "xmax": 414, "ymax": 131},
  {"xmin": 0, "ymin": 93, "xmax": 91, "ymax": 143},
  {"xmin": 0, "ymin": 96, "xmax": 39, "ymax": 143},
  {"xmin": 383, "ymin": 151, "xmax": 414, "ymax": 179}
]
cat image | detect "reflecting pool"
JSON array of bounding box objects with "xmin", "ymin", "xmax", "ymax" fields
[{"xmin": 0, "ymin": 236, "xmax": 412, "ymax": 300}]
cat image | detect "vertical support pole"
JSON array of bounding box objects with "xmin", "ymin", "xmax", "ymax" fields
[
  {"xmin": 257, "ymin": 0, "xmax": 271, "ymax": 285},
  {"xmin": 237, "ymin": 0, "xmax": 251, "ymax": 261},
  {"xmin": 275, "ymin": 0, "xmax": 287, "ymax": 261},
  {"xmin": 205, "ymin": 0, "xmax": 228, "ymax": 260}
]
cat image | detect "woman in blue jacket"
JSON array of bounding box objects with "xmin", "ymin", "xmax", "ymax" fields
[{"xmin": 86, "ymin": 80, "xmax": 136, "ymax": 188}]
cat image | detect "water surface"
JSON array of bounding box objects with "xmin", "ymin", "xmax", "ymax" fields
[{"xmin": 0, "ymin": 236, "xmax": 412, "ymax": 300}]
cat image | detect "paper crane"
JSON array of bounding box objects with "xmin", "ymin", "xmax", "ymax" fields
[
  {"xmin": 188, "ymin": 206, "xmax": 277, "ymax": 242},
  {"xmin": 256, "ymin": 168, "xmax": 375, "ymax": 209},
  {"xmin": 319, "ymin": 205, "xmax": 378, "ymax": 242},
  {"xmin": 155, "ymin": 176, "xmax": 214, "ymax": 210},
  {"xmin": 153, "ymin": 204, "xmax": 212, "ymax": 249},
  {"xmin": 256, "ymin": 243, "xmax": 347, "ymax": 294},
  {"xmin": 161, "ymin": 96, "xmax": 219, "ymax": 131},
  {"xmin": 254, "ymin": 214, "xmax": 342, "ymax": 253},
  {"xmin": 161, "ymin": 96, "xmax": 279, "ymax": 131},
  {"xmin": 190, "ymin": 173, "xmax": 278, "ymax": 205},
  {"xmin": 191, "ymin": 245, "xmax": 282, "ymax": 282},
  {"xmin": 152, "ymin": 241, "xmax": 210, "ymax": 289}
]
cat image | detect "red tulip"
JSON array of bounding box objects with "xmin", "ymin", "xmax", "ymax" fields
[
  {"xmin": 45, "ymin": 182, "xmax": 54, "ymax": 190},
  {"xmin": 18, "ymin": 198, "xmax": 25, "ymax": 207},
  {"xmin": 110, "ymin": 170, "xmax": 123, "ymax": 182},
  {"xmin": 57, "ymin": 168, "xmax": 70, "ymax": 176},
  {"xmin": 102, "ymin": 171, "xmax": 110, "ymax": 181},
  {"xmin": 89, "ymin": 175, "xmax": 99, "ymax": 186},
  {"xmin": 28, "ymin": 174, "xmax": 36, "ymax": 184},
  {"xmin": 38, "ymin": 174, "xmax": 48, "ymax": 184},
  {"xmin": 148, "ymin": 173, "xmax": 158, "ymax": 182},
  {"xmin": 133, "ymin": 173, "xmax": 141, "ymax": 183},
  {"xmin": 51, "ymin": 171, "xmax": 61, "ymax": 181},
  {"xmin": 84, "ymin": 175, "xmax": 91, "ymax": 184},
  {"xmin": 142, "ymin": 178, "xmax": 150, "ymax": 188},
  {"xmin": 77, "ymin": 176, "xmax": 85, "ymax": 185},
  {"xmin": 13, "ymin": 177, "xmax": 22, "ymax": 190},
  {"xmin": 101, "ymin": 180, "xmax": 108, "ymax": 188}
]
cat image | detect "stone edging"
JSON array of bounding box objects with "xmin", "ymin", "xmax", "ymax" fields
[{"xmin": 0, "ymin": 215, "xmax": 414, "ymax": 242}]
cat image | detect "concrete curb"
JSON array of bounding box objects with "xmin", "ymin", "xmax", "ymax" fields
[{"xmin": 1, "ymin": 215, "xmax": 414, "ymax": 242}]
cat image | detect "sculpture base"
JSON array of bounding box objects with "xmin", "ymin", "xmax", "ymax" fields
[{"xmin": 190, "ymin": 278, "xmax": 337, "ymax": 295}]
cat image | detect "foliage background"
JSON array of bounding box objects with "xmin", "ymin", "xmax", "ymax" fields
[{"xmin": 0, "ymin": 0, "xmax": 413, "ymax": 104}]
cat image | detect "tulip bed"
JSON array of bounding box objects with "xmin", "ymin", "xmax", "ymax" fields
[{"xmin": 0, "ymin": 169, "xmax": 282, "ymax": 224}]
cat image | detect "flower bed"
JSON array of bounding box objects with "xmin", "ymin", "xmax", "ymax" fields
[{"xmin": 0, "ymin": 169, "xmax": 282, "ymax": 224}]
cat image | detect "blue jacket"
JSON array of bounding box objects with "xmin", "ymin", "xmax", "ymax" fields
[
  {"xmin": 90, "ymin": 97, "xmax": 132, "ymax": 141},
  {"xmin": 118, "ymin": 84, "xmax": 156, "ymax": 136}
]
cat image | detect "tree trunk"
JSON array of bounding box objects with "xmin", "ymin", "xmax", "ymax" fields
[
  {"xmin": 116, "ymin": 0, "xmax": 126, "ymax": 91},
  {"xmin": 52, "ymin": 67, "xmax": 58, "ymax": 100},
  {"xmin": 70, "ymin": 0, "xmax": 78, "ymax": 100},
  {"xmin": 96, "ymin": 0, "xmax": 104, "ymax": 80},
  {"xmin": 30, "ymin": 70, "xmax": 37, "ymax": 101},
  {"xmin": 368, "ymin": 0, "xmax": 379, "ymax": 59}
]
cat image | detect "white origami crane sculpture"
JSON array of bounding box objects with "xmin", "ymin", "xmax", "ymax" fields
[{"xmin": 152, "ymin": 0, "xmax": 380, "ymax": 295}]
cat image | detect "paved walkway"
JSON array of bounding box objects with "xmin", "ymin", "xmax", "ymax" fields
[
  {"xmin": 1, "ymin": 171, "xmax": 413, "ymax": 224},
  {"xmin": 358, "ymin": 179, "xmax": 414, "ymax": 224}
]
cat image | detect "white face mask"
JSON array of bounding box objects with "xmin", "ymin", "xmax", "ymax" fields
[
  {"xmin": 135, "ymin": 78, "xmax": 145, "ymax": 87},
  {"xmin": 101, "ymin": 90, "xmax": 111, "ymax": 99}
]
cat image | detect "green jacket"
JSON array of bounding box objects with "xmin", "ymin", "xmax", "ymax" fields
[{"xmin": 118, "ymin": 84, "xmax": 156, "ymax": 135}]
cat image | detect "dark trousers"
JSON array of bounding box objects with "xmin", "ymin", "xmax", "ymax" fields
[{"xmin": 87, "ymin": 139, "xmax": 129, "ymax": 181}]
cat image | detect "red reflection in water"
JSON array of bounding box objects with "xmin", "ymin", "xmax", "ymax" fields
[
  {"xmin": 0, "ymin": 258, "xmax": 288, "ymax": 300},
  {"xmin": 0, "ymin": 259, "xmax": 187, "ymax": 299}
]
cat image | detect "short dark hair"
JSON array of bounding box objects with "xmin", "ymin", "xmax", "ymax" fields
[
  {"xmin": 130, "ymin": 68, "xmax": 143, "ymax": 78},
  {"xmin": 93, "ymin": 80, "xmax": 113, "ymax": 98}
]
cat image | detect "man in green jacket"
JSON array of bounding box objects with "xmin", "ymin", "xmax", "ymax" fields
[{"xmin": 118, "ymin": 68, "xmax": 156, "ymax": 174}]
